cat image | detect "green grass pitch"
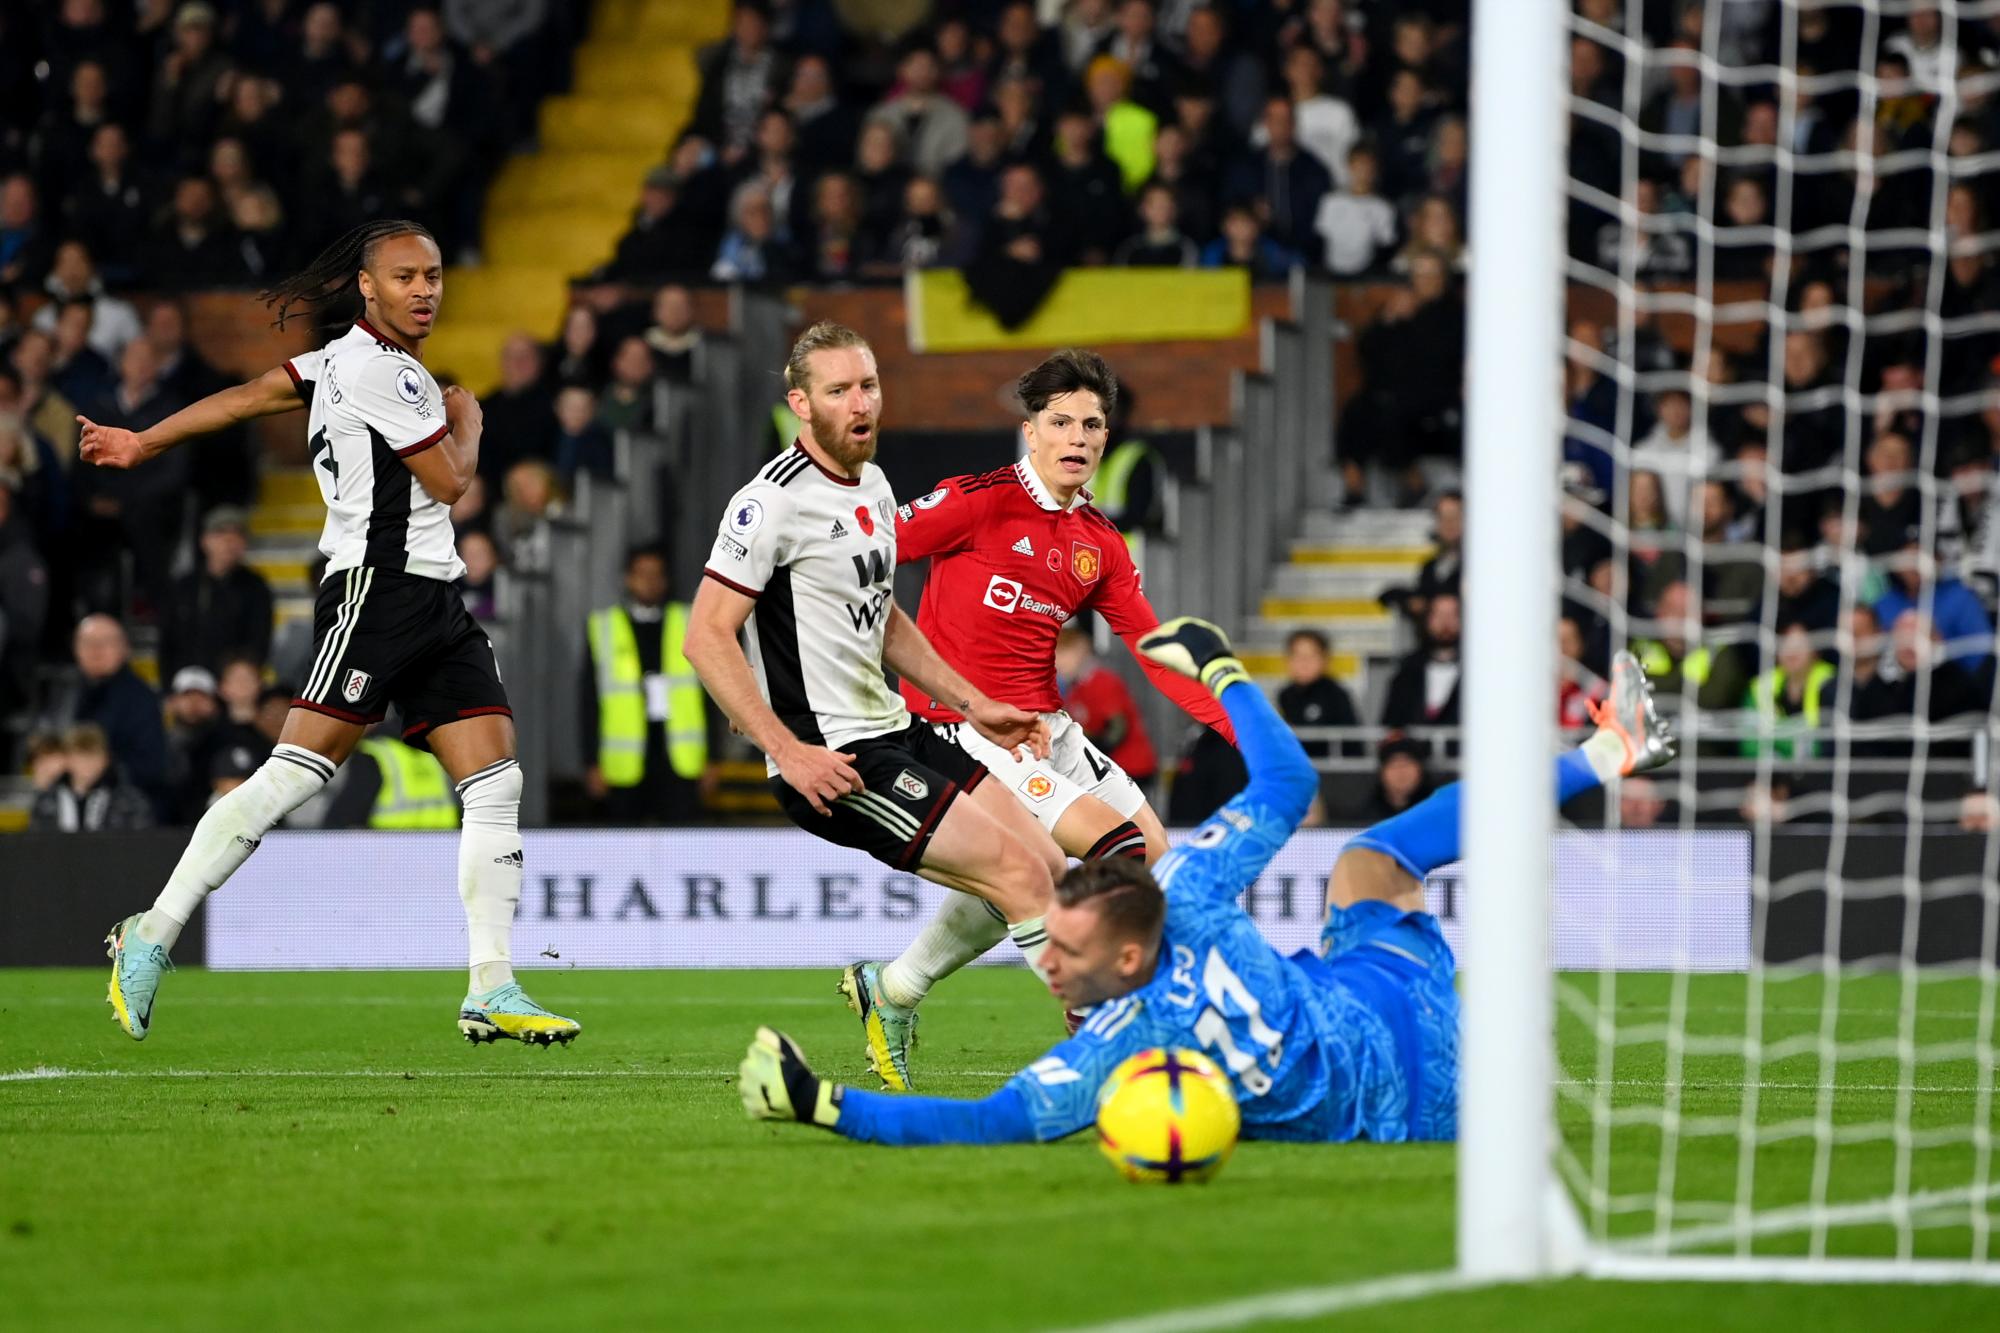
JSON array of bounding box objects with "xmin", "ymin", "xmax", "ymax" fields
[{"xmin": 2, "ymin": 967, "xmax": 1995, "ymax": 1331}]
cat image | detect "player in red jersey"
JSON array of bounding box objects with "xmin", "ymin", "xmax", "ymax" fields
[{"xmin": 841, "ymin": 350, "xmax": 1236, "ymax": 1078}]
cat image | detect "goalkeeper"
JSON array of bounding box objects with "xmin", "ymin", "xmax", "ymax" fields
[{"xmin": 741, "ymin": 620, "xmax": 1676, "ymax": 1145}]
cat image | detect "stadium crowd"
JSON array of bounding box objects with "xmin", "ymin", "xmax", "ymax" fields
[{"xmin": 3, "ymin": 0, "xmax": 1999, "ymax": 831}]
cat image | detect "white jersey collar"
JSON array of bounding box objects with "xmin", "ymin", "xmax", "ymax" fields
[{"xmin": 1015, "ymin": 458, "xmax": 1090, "ymax": 512}]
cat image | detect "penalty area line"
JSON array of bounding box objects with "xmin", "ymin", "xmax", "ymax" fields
[{"xmin": 1047, "ymin": 1269, "xmax": 1490, "ymax": 1333}]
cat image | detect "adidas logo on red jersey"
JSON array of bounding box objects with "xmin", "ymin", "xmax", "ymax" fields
[{"xmin": 1011, "ymin": 536, "xmax": 1034, "ymax": 556}]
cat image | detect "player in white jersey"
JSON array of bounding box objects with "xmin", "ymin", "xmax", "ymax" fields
[
  {"xmin": 86, "ymin": 221, "xmax": 578, "ymax": 1047},
  {"xmin": 686, "ymin": 321, "xmax": 1073, "ymax": 1089}
]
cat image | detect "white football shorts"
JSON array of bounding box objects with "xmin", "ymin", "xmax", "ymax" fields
[{"xmin": 938, "ymin": 710, "xmax": 1145, "ymax": 834}]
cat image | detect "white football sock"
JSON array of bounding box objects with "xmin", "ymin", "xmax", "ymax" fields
[
  {"xmin": 1008, "ymin": 914, "xmax": 1053, "ymax": 984},
  {"xmin": 1583, "ymin": 728, "xmax": 1629, "ymax": 786},
  {"xmin": 880, "ymin": 891, "xmax": 1008, "ymax": 1008},
  {"xmin": 140, "ymin": 744, "xmax": 333, "ymax": 949},
  {"xmin": 457, "ymin": 759, "xmax": 523, "ymax": 994}
]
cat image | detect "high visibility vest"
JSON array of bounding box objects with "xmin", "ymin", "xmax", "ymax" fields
[
  {"xmin": 588, "ymin": 603, "xmax": 707, "ymax": 785},
  {"xmin": 1633, "ymin": 639, "xmax": 1711, "ymax": 687},
  {"xmin": 356, "ymin": 738, "xmax": 459, "ymax": 829},
  {"xmin": 1094, "ymin": 439, "xmax": 1158, "ymax": 563},
  {"xmin": 1743, "ymin": 660, "xmax": 1835, "ymax": 759}
]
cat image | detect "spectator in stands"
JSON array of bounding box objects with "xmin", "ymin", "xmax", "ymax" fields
[
  {"xmin": 1396, "ymin": 196, "xmax": 1466, "ymax": 277},
  {"xmin": 785, "ymin": 54, "xmax": 859, "ymax": 182},
  {"xmin": 710, "ymin": 183, "xmax": 798, "ymax": 285},
  {"xmin": 1085, "ymin": 56, "xmax": 1159, "ymax": 191},
  {"xmin": 457, "ymin": 529, "xmax": 503, "ymax": 622},
  {"xmin": 1181, "ymin": 4, "xmax": 1267, "ymax": 140},
  {"xmin": 1053, "ymin": 625, "xmax": 1158, "ymax": 785},
  {"xmin": 694, "ymin": 1, "xmax": 782, "ymax": 161},
  {"xmin": 1226, "ymin": 97, "xmax": 1331, "ymax": 265},
  {"xmin": 1338, "ymin": 251, "xmax": 1463, "ymax": 505},
  {"xmin": 1199, "ymin": 202, "xmax": 1298, "ymax": 280},
  {"xmin": 993, "ymin": 71, "xmax": 1049, "ymax": 163},
  {"xmin": 1714, "ymin": 173, "xmax": 1775, "ymax": 281},
  {"xmin": 496, "ymin": 459, "xmax": 562, "ymax": 571},
  {"xmin": 0, "ymin": 476, "xmax": 48, "ymax": 717},
  {"xmin": 556, "ymin": 384, "xmax": 617, "ymax": 484},
  {"xmin": 736, "ymin": 108, "xmax": 805, "ymax": 244},
  {"xmin": 1859, "ymin": 431, "xmax": 1923, "ymax": 555},
  {"xmin": 596, "ymin": 337, "xmax": 658, "ymax": 436},
  {"xmin": 1428, "ymin": 114, "xmax": 1470, "ymax": 220},
  {"xmin": 967, "ymin": 162, "xmax": 1064, "ymax": 325},
  {"xmin": 1619, "ymin": 775, "xmax": 1668, "ymax": 828},
  {"xmin": 29, "ymin": 722, "xmax": 154, "ymax": 831},
  {"xmin": 38, "ymin": 58, "xmax": 117, "ymax": 208},
  {"xmin": 150, "ymin": 176, "xmax": 245, "ymax": 289},
  {"xmin": 64, "ymin": 125, "xmax": 148, "ymax": 280},
  {"xmin": 148, "ymin": 299, "xmax": 254, "ymax": 512},
  {"xmin": 1112, "ymin": 181, "xmax": 1196, "ymax": 266},
  {"xmin": 1278, "ymin": 628, "xmax": 1359, "ymax": 760},
  {"xmin": 581, "ymin": 546, "xmax": 714, "ymax": 824},
  {"xmin": 50, "ymin": 299, "xmax": 113, "ymax": 408},
  {"xmin": 641, "ymin": 286, "xmax": 706, "ymax": 385},
  {"xmin": 1365, "ymin": 734, "xmax": 1433, "ymax": 822},
  {"xmin": 73, "ymin": 335, "xmax": 190, "ymax": 614},
  {"xmin": 1741, "ymin": 621, "xmax": 1835, "ymax": 760},
  {"xmin": 607, "ymin": 167, "xmax": 697, "ymax": 283},
  {"xmin": 1822, "ymin": 605, "xmax": 1905, "ymax": 756},
  {"xmin": 476, "ymin": 333, "xmax": 558, "ymax": 492},
  {"xmin": 1629, "ymin": 388, "xmax": 1716, "ymax": 531},
  {"xmin": 1272, "ymin": 50, "xmax": 1358, "ymax": 192},
  {"xmin": 8, "ymin": 331, "xmax": 81, "ymax": 464},
  {"xmin": 0, "ymin": 173, "xmax": 51, "ymax": 292},
  {"xmin": 163, "ymin": 665, "xmax": 224, "ymax": 824},
  {"xmin": 849, "ymin": 120, "xmax": 912, "ymax": 247},
  {"xmin": 1382, "ymin": 591, "xmax": 1461, "ymax": 729},
  {"xmin": 159, "ymin": 507, "xmax": 274, "ymax": 679},
  {"xmin": 214, "ymin": 652, "xmax": 266, "ymax": 744},
  {"xmin": 450, "ymin": 472, "xmax": 491, "ymax": 539},
  {"xmin": 444, "ymin": 0, "xmax": 557, "ymax": 144},
  {"xmin": 804, "ymin": 171, "xmax": 872, "ymax": 282},
  {"xmin": 546, "ymin": 304, "xmax": 607, "ymax": 391},
  {"xmin": 1315, "ymin": 144, "xmax": 1398, "ymax": 277},
  {"xmin": 151, "ymin": 2, "xmax": 232, "ymax": 149},
  {"xmin": 69, "ymin": 614, "xmax": 167, "ymax": 811},
  {"xmin": 1876, "ymin": 528, "xmax": 1994, "ymax": 673},
  {"xmin": 1557, "ymin": 615, "xmax": 1600, "ymax": 731},
  {"xmin": 869, "ymin": 42, "xmax": 971, "ymax": 179},
  {"xmin": 1632, "ymin": 579, "xmax": 1748, "ymax": 711},
  {"xmin": 878, "ymin": 175, "xmax": 954, "ymax": 275},
  {"xmin": 1408, "ymin": 490, "xmax": 1463, "ymax": 623},
  {"xmin": 1372, "ymin": 69, "xmax": 1438, "ymax": 205},
  {"xmin": 1097, "ymin": 0, "xmax": 1180, "ymax": 117},
  {"xmin": 253, "ymin": 682, "xmax": 290, "ymax": 747},
  {"xmin": 32, "ymin": 241, "xmax": 139, "ymax": 359}
]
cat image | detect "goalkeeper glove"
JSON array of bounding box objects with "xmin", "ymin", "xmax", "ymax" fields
[{"xmin": 739, "ymin": 1026, "xmax": 843, "ymax": 1128}]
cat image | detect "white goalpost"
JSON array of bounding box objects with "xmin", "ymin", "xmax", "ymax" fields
[{"xmin": 1464, "ymin": 0, "xmax": 2000, "ymax": 1287}]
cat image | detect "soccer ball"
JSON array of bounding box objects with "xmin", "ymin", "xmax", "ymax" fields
[{"xmin": 1095, "ymin": 1047, "xmax": 1240, "ymax": 1184}]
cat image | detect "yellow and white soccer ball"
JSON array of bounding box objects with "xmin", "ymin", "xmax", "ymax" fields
[{"xmin": 1094, "ymin": 1047, "xmax": 1240, "ymax": 1184}]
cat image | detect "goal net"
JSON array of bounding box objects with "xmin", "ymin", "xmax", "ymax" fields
[{"xmin": 1464, "ymin": 0, "xmax": 2000, "ymax": 1284}]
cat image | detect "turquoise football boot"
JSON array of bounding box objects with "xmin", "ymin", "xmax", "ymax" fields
[
  {"xmin": 838, "ymin": 961, "xmax": 918, "ymax": 1091},
  {"xmin": 457, "ymin": 981, "xmax": 581, "ymax": 1046},
  {"xmin": 105, "ymin": 912, "xmax": 172, "ymax": 1041}
]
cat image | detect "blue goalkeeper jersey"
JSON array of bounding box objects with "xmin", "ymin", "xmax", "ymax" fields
[{"xmin": 827, "ymin": 679, "xmax": 1459, "ymax": 1149}]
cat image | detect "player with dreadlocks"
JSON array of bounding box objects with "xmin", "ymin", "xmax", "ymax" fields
[{"xmin": 87, "ymin": 220, "xmax": 581, "ymax": 1048}]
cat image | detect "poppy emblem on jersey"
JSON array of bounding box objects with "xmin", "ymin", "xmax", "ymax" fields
[
  {"xmin": 1022, "ymin": 773, "xmax": 1055, "ymax": 802},
  {"xmin": 854, "ymin": 504, "xmax": 875, "ymax": 536},
  {"xmin": 983, "ymin": 575, "xmax": 1023, "ymax": 613},
  {"xmin": 395, "ymin": 366, "xmax": 425, "ymax": 405},
  {"xmin": 342, "ymin": 669, "xmax": 372, "ymax": 704},
  {"xmin": 914, "ymin": 488, "xmax": 949, "ymax": 510},
  {"xmin": 729, "ymin": 498, "xmax": 765, "ymax": 535},
  {"xmin": 894, "ymin": 770, "xmax": 929, "ymax": 802},
  {"xmin": 1072, "ymin": 542, "xmax": 1102, "ymax": 584},
  {"xmin": 1046, "ymin": 548, "xmax": 1063, "ymax": 573}
]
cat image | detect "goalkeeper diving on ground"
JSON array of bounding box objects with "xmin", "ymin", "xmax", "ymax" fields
[{"xmin": 740, "ymin": 619, "xmax": 1676, "ymax": 1144}]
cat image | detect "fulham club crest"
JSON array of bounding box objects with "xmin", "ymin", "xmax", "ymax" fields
[
  {"xmin": 342, "ymin": 669, "xmax": 372, "ymax": 704},
  {"xmin": 1071, "ymin": 542, "xmax": 1102, "ymax": 584}
]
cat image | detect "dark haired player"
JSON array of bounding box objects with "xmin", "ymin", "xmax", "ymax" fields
[
  {"xmin": 741, "ymin": 625, "xmax": 1675, "ymax": 1147},
  {"xmin": 90, "ymin": 220, "xmax": 577, "ymax": 1046},
  {"xmin": 839, "ymin": 349, "xmax": 1236, "ymax": 1087}
]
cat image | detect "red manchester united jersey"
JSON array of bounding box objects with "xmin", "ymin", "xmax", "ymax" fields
[{"xmin": 895, "ymin": 459, "xmax": 1235, "ymax": 741}]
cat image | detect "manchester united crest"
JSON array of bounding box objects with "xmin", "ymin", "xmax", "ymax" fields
[{"xmin": 1072, "ymin": 542, "xmax": 1102, "ymax": 584}]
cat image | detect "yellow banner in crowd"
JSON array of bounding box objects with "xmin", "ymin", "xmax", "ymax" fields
[{"xmin": 906, "ymin": 268, "xmax": 1251, "ymax": 353}]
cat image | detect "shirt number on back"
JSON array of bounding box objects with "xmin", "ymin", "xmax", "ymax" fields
[{"xmin": 1193, "ymin": 948, "xmax": 1282, "ymax": 1095}]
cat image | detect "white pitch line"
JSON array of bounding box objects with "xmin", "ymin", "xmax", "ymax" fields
[
  {"xmin": 0, "ymin": 1066, "xmax": 1022, "ymax": 1082},
  {"xmin": 1558, "ymin": 1078, "xmax": 1992, "ymax": 1095},
  {"xmin": 1048, "ymin": 1269, "xmax": 1488, "ymax": 1333}
]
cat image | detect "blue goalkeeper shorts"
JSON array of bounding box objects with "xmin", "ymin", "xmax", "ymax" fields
[{"xmin": 1292, "ymin": 900, "xmax": 1460, "ymax": 1142}]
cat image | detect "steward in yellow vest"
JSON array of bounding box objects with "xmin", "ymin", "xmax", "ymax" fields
[
  {"xmin": 583, "ymin": 547, "xmax": 713, "ymax": 824},
  {"xmin": 1742, "ymin": 635, "xmax": 1836, "ymax": 760},
  {"xmin": 354, "ymin": 737, "xmax": 459, "ymax": 829}
]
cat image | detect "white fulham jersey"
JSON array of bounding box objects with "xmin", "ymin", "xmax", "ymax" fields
[
  {"xmin": 705, "ymin": 442, "xmax": 907, "ymax": 769},
  {"xmin": 284, "ymin": 318, "xmax": 464, "ymax": 583}
]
